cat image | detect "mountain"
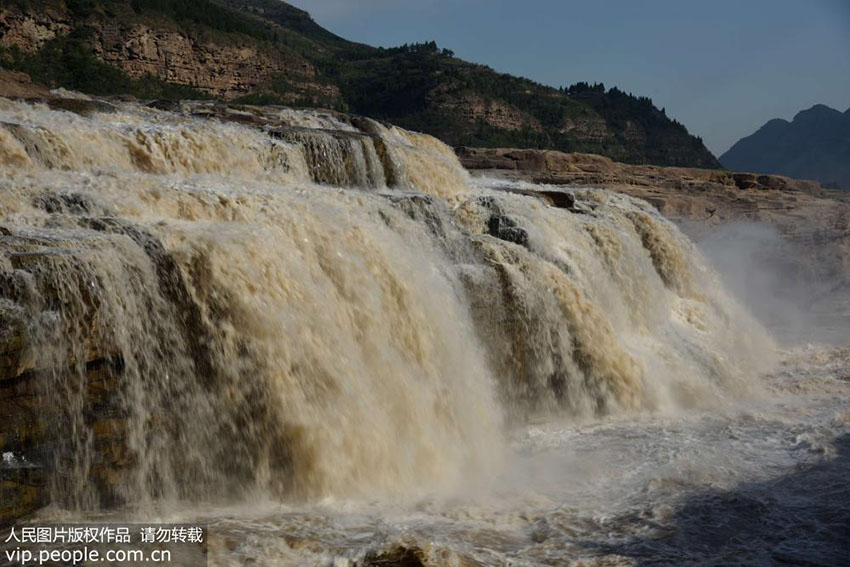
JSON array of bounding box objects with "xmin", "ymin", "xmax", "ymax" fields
[
  {"xmin": 0, "ymin": 0, "xmax": 720, "ymax": 168},
  {"xmin": 721, "ymin": 104, "xmax": 850, "ymax": 189}
]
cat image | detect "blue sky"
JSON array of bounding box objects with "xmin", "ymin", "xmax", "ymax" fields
[{"xmin": 287, "ymin": 0, "xmax": 850, "ymax": 156}]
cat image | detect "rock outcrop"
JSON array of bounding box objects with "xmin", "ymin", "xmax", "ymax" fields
[
  {"xmin": 0, "ymin": 6, "xmax": 70, "ymax": 52},
  {"xmin": 92, "ymin": 23, "xmax": 297, "ymax": 100},
  {"xmin": 457, "ymin": 146, "xmax": 823, "ymax": 195},
  {"xmin": 431, "ymin": 92, "xmax": 542, "ymax": 133},
  {"xmin": 0, "ymin": 70, "xmax": 51, "ymax": 99}
]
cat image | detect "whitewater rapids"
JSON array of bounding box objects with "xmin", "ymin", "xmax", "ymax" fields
[{"xmin": 1, "ymin": 96, "xmax": 847, "ymax": 566}]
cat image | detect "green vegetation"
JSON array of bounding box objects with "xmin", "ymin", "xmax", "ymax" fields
[
  {"xmin": 315, "ymin": 47, "xmax": 717, "ymax": 166},
  {"xmin": 127, "ymin": 0, "xmax": 277, "ymax": 40}
]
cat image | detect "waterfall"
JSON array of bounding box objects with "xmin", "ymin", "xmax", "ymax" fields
[{"xmin": 0, "ymin": 97, "xmax": 774, "ymax": 511}]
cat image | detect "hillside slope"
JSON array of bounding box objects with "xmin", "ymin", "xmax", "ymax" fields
[
  {"xmin": 0, "ymin": 0, "xmax": 719, "ymax": 167},
  {"xmin": 721, "ymin": 104, "xmax": 850, "ymax": 189}
]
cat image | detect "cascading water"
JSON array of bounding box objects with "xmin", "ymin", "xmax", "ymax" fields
[
  {"xmin": 0, "ymin": 97, "xmax": 773, "ymax": 509},
  {"xmin": 3, "ymin": 96, "xmax": 832, "ymax": 567}
]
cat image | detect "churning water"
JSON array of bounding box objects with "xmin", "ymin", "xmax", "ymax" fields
[{"xmin": 1, "ymin": 97, "xmax": 847, "ymax": 566}]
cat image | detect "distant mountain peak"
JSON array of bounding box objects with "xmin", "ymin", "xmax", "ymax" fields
[
  {"xmin": 758, "ymin": 117, "xmax": 791, "ymax": 131},
  {"xmin": 793, "ymin": 104, "xmax": 843, "ymax": 123},
  {"xmin": 721, "ymin": 103, "xmax": 850, "ymax": 189},
  {"xmin": 804, "ymin": 103, "xmax": 837, "ymax": 112}
]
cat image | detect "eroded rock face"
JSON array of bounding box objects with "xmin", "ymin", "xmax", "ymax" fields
[
  {"xmin": 0, "ymin": 6, "xmax": 342, "ymax": 103},
  {"xmin": 0, "ymin": 7, "xmax": 70, "ymax": 52},
  {"xmin": 432, "ymin": 92, "xmax": 542, "ymax": 133},
  {"xmin": 558, "ymin": 116, "xmax": 611, "ymax": 141},
  {"xmin": 92, "ymin": 22, "xmax": 323, "ymax": 100}
]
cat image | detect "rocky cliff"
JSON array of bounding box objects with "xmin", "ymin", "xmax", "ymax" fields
[{"xmin": 0, "ymin": 5, "xmax": 69, "ymax": 51}]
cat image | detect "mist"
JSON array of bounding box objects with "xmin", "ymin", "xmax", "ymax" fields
[{"xmin": 689, "ymin": 221, "xmax": 848, "ymax": 346}]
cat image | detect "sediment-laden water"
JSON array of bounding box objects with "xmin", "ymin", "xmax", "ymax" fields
[{"xmin": 0, "ymin": 97, "xmax": 847, "ymax": 566}]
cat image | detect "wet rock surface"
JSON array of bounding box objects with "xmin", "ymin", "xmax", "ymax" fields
[{"xmin": 0, "ymin": 235, "xmax": 130, "ymax": 525}]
